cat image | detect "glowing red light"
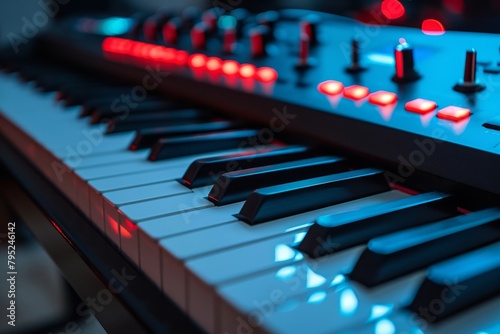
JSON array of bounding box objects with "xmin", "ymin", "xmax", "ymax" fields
[
  {"xmin": 175, "ymin": 50, "xmax": 188, "ymax": 66},
  {"xmin": 102, "ymin": 37, "xmax": 117, "ymax": 52},
  {"xmin": 222, "ymin": 60, "xmax": 240, "ymax": 75},
  {"xmin": 343, "ymin": 85, "xmax": 370, "ymax": 100},
  {"xmin": 381, "ymin": 0, "xmax": 406, "ymax": 20},
  {"xmin": 422, "ymin": 19, "xmax": 446, "ymax": 36},
  {"xmin": 444, "ymin": 0, "xmax": 464, "ymax": 14},
  {"xmin": 189, "ymin": 54, "xmax": 207, "ymax": 68},
  {"xmin": 239, "ymin": 64, "xmax": 257, "ymax": 78},
  {"xmin": 256, "ymin": 67, "xmax": 278, "ymax": 82},
  {"xmin": 405, "ymin": 98, "xmax": 437, "ymax": 114},
  {"xmin": 318, "ymin": 80, "xmax": 344, "ymax": 96},
  {"xmin": 437, "ymin": 106, "xmax": 471, "ymax": 122},
  {"xmin": 369, "ymin": 91, "xmax": 398, "ymax": 106},
  {"xmin": 206, "ymin": 57, "xmax": 223, "ymax": 71}
]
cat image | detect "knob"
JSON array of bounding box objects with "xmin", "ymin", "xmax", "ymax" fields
[
  {"xmin": 256, "ymin": 11, "xmax": 279, "ymax": 35},
  {"xmin": 392, "ymin": 40, "xmax": 421, "ymax": 83},
  {"xmin": 300, "ymin": 14, "xmax": 320, "ymax": 45},
  {"xmin": 453, "ymin": 49, "xmax": 486, "ymax": 93},
  {"xmin": 163, "ymin": 17, "xmax": 180, "ymax": 45},
  {"xmin": 143, "ymin": 12, "xmax": 172, "ymax": 41},
  {"xmin": 345, "ymin": 39, "xmax": 366, "ymax": 73},
  {"xmin": 202, "ymin": 8, "xmax": 222, "ymax": 32},
  {"xmin": 296, "ymin": 33, "xmax": 311, "ymax": 68},
  {"xmin": 191, "ymin": 23, "xmax": 208, "ymax": 50},
  {"xmin": 249, "ymin": 25, "xmax": 271, "ymax": 57},
  {"xmin": 222, "ymin": 28, "xmax": 237, "ymax": 54}
]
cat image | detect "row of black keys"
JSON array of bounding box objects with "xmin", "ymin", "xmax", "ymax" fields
[{"xmin": 3, "ymin": 56, "xmax": 500, "ymax": 323}]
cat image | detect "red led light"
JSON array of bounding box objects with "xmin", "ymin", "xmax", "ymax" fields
[
  {"xmin": 437, "ymin": 106, "xmax": 471, "ymax": 122},
  {"xmin": 405, "ymin": 98, "xmax": 437, "ymax": 114},
  {"xmin": 318, "ymin": 80, "xmax": 344, "ymax": 96},
  {"xmin": 175, "ymin": 50, "xmax": 188, "ymax": 65},
  {"xmin": 256, "ymin": 67, "xmax": 278, "ymax": 82},
  {"xmin": 239, "ymin": 64, "xmax": 257, "ymax": 78},
  {"xmin": 222, "ymin": 60, "xmax": 240, "ymax": 75},
  {"xmin": 369, "ymin": 91, "xmax": 398, "ymax": 106},
  {"xmin": 343, "ymin": 85, "xmax": 370, "ymax": 100},
  {"xmin": 188, "ymin": 54, "xmax": 207, "ymax": 68},
  {"xmin": 381, "ymin": 0, "xmax": 406, "ymax": 20},
  {"xmin": 102, "ymin": 37, "xmax": 117, "ymax": 52},
  {"xmin": 422, "ymin": 19, "xmax": 446, "ymax": 36},
  {"xmin": 206, "ymin": 57, "xmax": 223, "ymax": 71}
]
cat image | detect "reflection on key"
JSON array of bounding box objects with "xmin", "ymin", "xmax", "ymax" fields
[
  {"xmin": 181, "ymin": 145, "xmax": 316, "ymax": 188},
  {"xmin": 236, "ymin": 168, "xmax": 391, "ymax": 225},
  {"xmin": 209, "ymin": 156, "xmax": 350, "ymax": 205},
  {"xmin": 350, "ymin": 208, "xmax": 500, "ymax": 286},
  {"xmin": 408, "ymin": 242, "xmax": 500, "ymax": 322},
  {"xmin": 298, "ymin": 192, "xmax": 457, "ymax": 258},
  {"xmin": 148, "ymin": 129, "xmax": 260, "ymax": 161}
]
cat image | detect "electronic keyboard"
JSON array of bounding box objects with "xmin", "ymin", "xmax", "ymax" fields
[{"xmin": 1, "ymin": 8, "xmax": 500, "ymax": 334}]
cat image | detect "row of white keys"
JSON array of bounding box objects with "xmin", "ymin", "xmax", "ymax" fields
[{"xmin": 152, "ymin": 190, "xmax": 408, "ymax": 331}]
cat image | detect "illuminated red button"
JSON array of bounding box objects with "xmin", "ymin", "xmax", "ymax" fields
[
  {"xmin": 206, "ymin": 57, "xmax": 223, "ymax": 71},
  {"xmin": 256, "ymin": 67, "xmax": 278, "ymax": 82},
  {"xmin": 222, "ymin": 60, "xmax": 240, "ymax": 75},
  {"xmin": 343, "ymin": 85, "xmax": 370, "ymax": 100},
  {"xmin": 405, "ymin": 98, "xmax": 437, "ymax": 114},
  {"xmin": 188, "ymin": 54, "xmax": 207, "ymax": 68},
  {"xmin": 239, "ymin": 64, "xmax": 257, "ymax": 78},
  {"xmin": 318, "ymin": 80, "xmax": 344, "ymax": 96},
  {"xmin": 369, "ymin": 91, "xmax": 398, "ymax": 106},
  {"xmin": 437, "ymin": 106, "xmax": 471, "ymax": 122}
]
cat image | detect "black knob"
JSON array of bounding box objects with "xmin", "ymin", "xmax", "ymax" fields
[
  {"xmin": 345, "ymin": 39, "xmax": 366, "ymax": 73},
  {"xmin": 300, "ymin": 14, "xmax": 320, "ymax": 45},
  {"xmin": 249, "ymin": 25, "xmax": 271, "ymax": 57},
  {"xmin": 453, "ymin": 49, "xmax": 486, "ymax": 93},
  {"xmin": 256, "ymin": 11, "xmax": 279, "ymax": 35},
  {"xmin": 191, "ymin": 23, "xmax": 208, "ymax": 50},
  {"xmin": 143, "ymin": 12, "xmax": 173, "ymax": 41},
  {"xmin": 392, "ymin": 40, "xmax": 421, "ymax": 83}
]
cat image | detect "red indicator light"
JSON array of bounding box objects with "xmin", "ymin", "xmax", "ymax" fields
[
  {"xmin": 343, "ymin": 85, "xmax": 370, "ymax": 100},
  {"xmin": 189, "ymin": 54, "xmax": 207, "ymax": 68},
  {"xmin": 222, "ymin": 60, "xmax": 240, "ymax": 75},
  {"xmin": 405, "ymin": 98, "xmax": 437, "ymax": 114},
  {"xmin": 175, "ymin": 50, "xmax": 188, "ymax": 66},
  {"xmin": 256, "ymin": 67, "xmax": 278, "ymax": 82},
  {"xmin": 239, "ymin": 64, "xmax": 257, "ymax": 78},
  {"xmin": 437, "ymin": 106, "xmax": 471, "ymax": 122},
  {"xmin": 381, "ymin": 0, "xmax": 406, "ymax": 20},
  {"xmin": 318, "ymin": 80, "xmax": 344, "ymax": 96},
  {"xmin": 422, "ymin": 19, "xmax": 446, "ymax": 36},
  {"xmin": 206, "ymin": 57, "xmax": 223, "ymax": 71},
  {"xmin": 369, "ymin": 91, "xmax": 398, "ymax": 106},
  {"xmin": 102, "ymin": 37, "xmax": 117, "ymax": 52}
]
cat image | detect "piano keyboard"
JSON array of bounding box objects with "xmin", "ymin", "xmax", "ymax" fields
[{"xmin": 1, "ymin": 14, "xmax": 500, "ymax": 334}]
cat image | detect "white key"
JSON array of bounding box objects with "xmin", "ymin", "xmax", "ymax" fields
[
  {"xmin": 158, "ymin": 190, "xmax": 407, "ymax": 328},
  {"xmin": 138, "ymin": 202, "xmax": 243, "ymax": 287}
]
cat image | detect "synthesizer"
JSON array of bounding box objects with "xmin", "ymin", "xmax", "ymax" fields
[{"xmin": 1, "ymin": 7, "xmax": 500, "ymax": 334}]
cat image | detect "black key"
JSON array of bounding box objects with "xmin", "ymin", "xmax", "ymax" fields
[
  {"xmin": 82, "ymin": 97, "xmax": 190, "ymax": 118},
  {"xmin": 236, "ymin": 168, "xmax": 391, "ymax": 226},
  {"xmin": 105, "ymin": 109, "xmax": 213, "ymax": 133},
  {"xmin": 209, "ymin": 156, "xmax": 350, "ymax": 205},
  {"xmin": 350, "ymin": 208, "xmax": 500, "ymax": 287},
  {"xmin": 181, "ymin": 145, "xmax": 318, "ymax": 188},
  {"xmin": 408, "ymin": 242, "xmax": 500, "ymax": 322},
  {"xmin": 148, "ymin": 129, "xmax": 260, "ymax": 161},
  {"xmin": 58, "ymin": 85, "xmax": 135, "ymax": 106},
  {"xmin": 298, "ymin": 192, "xmax": 457, "ymax": 258},
  {"xmin": 129, "ymin": 120, "xmax": 244, "ymax": 150}
]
